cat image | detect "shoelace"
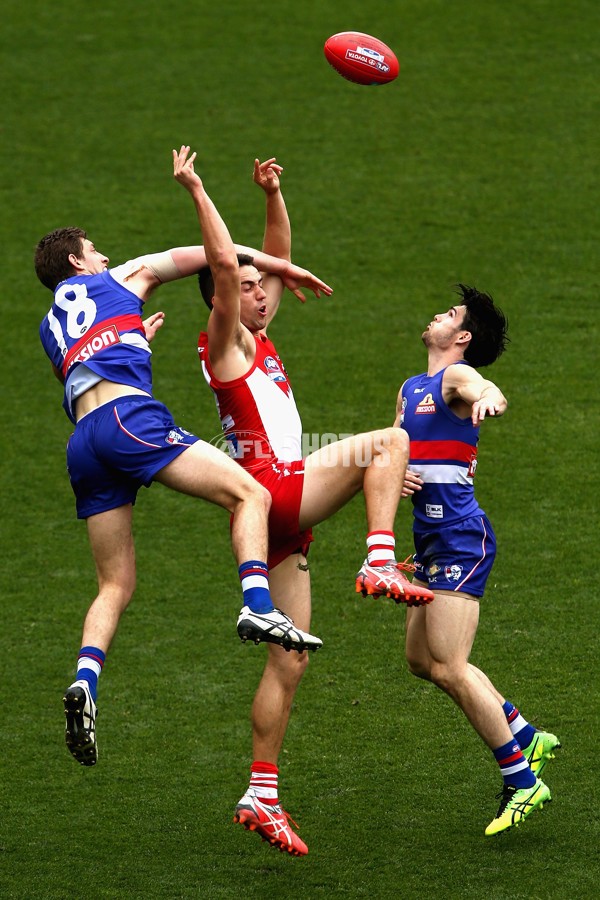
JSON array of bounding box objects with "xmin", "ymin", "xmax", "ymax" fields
[
  {"xmin": 494, "ymin": 785, "xmax": 517, "ymax": 815},
  {"xmin": 280, "ymin": 807, "xmax": 300, "ymax": 829},
  {"xmin": 396, "ymin": 554, "xmax": 417, "ymax": 573}
]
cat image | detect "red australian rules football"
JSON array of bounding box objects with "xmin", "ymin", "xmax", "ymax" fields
[{"xmin": 324, "ymin": 32, "xmax": 399, "ymax": 85}]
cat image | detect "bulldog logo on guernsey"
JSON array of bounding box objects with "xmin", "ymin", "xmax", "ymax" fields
[{"xmin": 416, "ymin": 393, "xmax": 436, "ymax": 414}]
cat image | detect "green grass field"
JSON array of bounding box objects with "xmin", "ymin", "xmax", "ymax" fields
[{"xmin": 2, "ymin": 0, "xmax": 599, "ymax": 897}]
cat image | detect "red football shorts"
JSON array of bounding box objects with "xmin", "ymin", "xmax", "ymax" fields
[{"xmin": 247, "ymin": 459, "xmax": 313, "ymax": 569}]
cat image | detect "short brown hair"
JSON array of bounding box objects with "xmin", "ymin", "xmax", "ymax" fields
[{"xmin": 34, "ymin": 227, "xmax": 87, "ymax": 291}]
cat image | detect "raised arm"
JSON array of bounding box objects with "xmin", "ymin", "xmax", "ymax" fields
[
  {"xmin": 252, "ymin": 157, "xmax": 290, "ymax": 327},
  {"xmin": 443, "ymin": 363, "xmax": 508, "ymax": 425},
  {"xmin": 253, "ymin": 158, "xmax": 291, "ymax": 261},
  {"xmin": 173, "ymin": 145, "xmax": 244, "ymax": 361}
]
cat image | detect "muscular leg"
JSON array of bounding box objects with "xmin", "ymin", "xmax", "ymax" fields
[
  {"xmin": 470, "ymin": 665, "xmax": 506, "ymax": 704},
  {"xmin": 299, "ymin": 427, "xmax": 408, "ymax": 530},
  {"xmin": 250, "ymin": 553, "xmax": 311, "ymax": 763},
  {"xmin": 154, "ymin": 441, "xmax": 271, "ymax": 564},
  {"xmin": 81, "ymin": 504, "xmax": 137, "ymax": 652},
  {"xmin": 406, "ymin": 608, "xmax": 506, "ymax": 701},
  {"xmin": 406, "ymin": 587, "xmax": 514, "ymax": 749}
]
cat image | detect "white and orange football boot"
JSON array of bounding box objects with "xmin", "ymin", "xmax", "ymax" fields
[
  {"xmin": 233, "ymin": 792, "xmax": 308, "ymax": 856},
  {"xmin": 355, "ymin": 561, "xmax": 434, "ymax": 606}
]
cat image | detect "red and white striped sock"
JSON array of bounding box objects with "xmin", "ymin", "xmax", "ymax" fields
[
  {"xmin": 367, "ymin": 531, "xmax": 396, "ymax": 566},
  {"xmin": 249, "ymin": 761, "xmax": 279, "ymax": 806}
]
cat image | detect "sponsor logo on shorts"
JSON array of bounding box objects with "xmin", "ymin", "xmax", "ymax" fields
[
  {"xmin": 426, "ymin": 503, "xmax": 443, "ymax": 518},
  {"xmin": 445, "ymin": 564, "xmax": 463, "ymax": 582},
  {"xmin": 428, "ymin": 563, "xmax": 441, "ymax": 576}
]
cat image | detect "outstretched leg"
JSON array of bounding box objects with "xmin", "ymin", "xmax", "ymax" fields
[
  {"xmin": 156, "ymin": 442, "xmax": 321, "ymax": 652},
  {"xmin": 234, "ymin": 553, "xmax": 311, "ymax": 856},
  {"xmin": 300, "ymin": 428, "xmax": 433, "ymax": 605}
]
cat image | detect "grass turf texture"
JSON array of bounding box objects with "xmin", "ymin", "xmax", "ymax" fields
[{"xmin": 1, "ymin": 0, "xmax": 598, "ymax": 897}]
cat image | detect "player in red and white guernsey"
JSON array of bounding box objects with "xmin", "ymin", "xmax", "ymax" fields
[
  {"xmin": 395, "ymin": 286, "xmax": 559, "ymax": 836},
  {"xmin": 197, "ymin": 158, "xmax": 434, "ymax": 856},
  {"xmin": 36, "ymin": 146, "xmax": 330, "ymax": 771}
]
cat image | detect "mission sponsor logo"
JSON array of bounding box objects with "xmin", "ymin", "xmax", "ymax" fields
[
  {"xmin": 68, "ymin": 324, "xmax": 120, "ymax": 367},
  {"xmin": 415, "ymin": 392, "xmax": 436, "ymax": 414}
]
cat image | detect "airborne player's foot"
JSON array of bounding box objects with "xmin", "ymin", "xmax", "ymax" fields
[
  {"xmin": 63, "ymin": 680, "xmax": 98, "ymax": 766},
  {"xmin": 233, "ymin": 792, "xmax": 308, "ymax": 856},
  {"xmin": 237, "ymin": 606, "xmax": 323, "ymax": 653},
  {"xmin": 355, "ymin": 562, "xmax": 434, "ymax": 606},
  {"xmin": 484, "ymin": 779, "xmax": 551, "ymax": 836},
  {"xmin": 522, "ymin": 731, "xmax": 561, "ymax": 779}
]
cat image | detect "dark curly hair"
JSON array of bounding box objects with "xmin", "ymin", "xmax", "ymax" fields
[{"xmin": 456, "ymin": 284, "xmax": 510, "ymax": 368}]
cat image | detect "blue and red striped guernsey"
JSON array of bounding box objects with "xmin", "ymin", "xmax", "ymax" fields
[
  {"xmin": 39, "ymin": 270, "xmax": 152, "ymax": 424},
  {"xmin": 400, "ymin": 364, "xmax": 485, "ymax": 529}
]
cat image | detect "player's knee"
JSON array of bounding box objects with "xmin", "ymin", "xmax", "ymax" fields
[
  {"xmin": 270, "ymin": 645, "xmax": 309, "ymax": 686},
  {"xmin": 406, "ymin": 652, "xmax": 431, "ymax": 681},
  {"xmin": 429, "ymin": 661, "xmax": 460, "ymax": 693},
  {"xmin": 382, "ymin": 425, "xmax": 408, "ymax": 455},
  {"xmin": 232, "ymin": 477, "xmax": 271, "ymax": 518},
  {"xmin": 246, "ymin": 479, "xmax": 271, "ymax": 515},
  {"xmin": 97, "ymin": 577, "xmax": 135, "ymax": 614},
  {"xmin": 371, "ymin": 426, "xmax": 408, "ymax": 466}
]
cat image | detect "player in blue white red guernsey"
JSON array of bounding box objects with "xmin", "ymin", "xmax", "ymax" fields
[
  {"xmin": 36, "ymin": 146, "xmax": 332, "ymax": 770},
  {"xmin": 196, "ymin": 157, "xmax": 435, "ymax": 856},
  {"xmin": 394, "ymin": 285, "xmax": 560, "ymax": 836}
]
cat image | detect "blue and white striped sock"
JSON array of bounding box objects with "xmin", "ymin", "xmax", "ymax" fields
[
  {"xmin": 493, "ymin": 738, "xmax": 536, "ymax": 789},
  {"xmin": 76, "ymin": 646, "xmax": 106, "ymax": 702},
  {"xmin": 503, "ymin": 700, "xmax": 537, "ymax": 749},
  {"xmin": 239, "ymin": 561, "xmax": 273, "ymax": 614}
]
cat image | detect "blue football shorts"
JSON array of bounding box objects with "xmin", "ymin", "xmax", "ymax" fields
[
  {"xmin": 66, "ymin": 395, "xmax": 200, "ymax": 519},
  {"xmin": 412, "ymin": 514, "xmax": 497, "ymax": 598}
]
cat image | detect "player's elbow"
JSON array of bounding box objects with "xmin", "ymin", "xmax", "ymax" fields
[{"xmin": 211, "ymin": 247, "xmax": 238, "ymax": 276}]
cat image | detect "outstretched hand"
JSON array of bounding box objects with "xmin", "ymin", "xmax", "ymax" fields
[
  {"xmin": 253, "ymin": 157, "xmax": 283, "ymax": 194},
  {"xmin": 471, "ymin": 398, "xmax": 501, "ymax": 425},
  {"xmin": 281, "ymin": 263, "xmax": 333, "ymax": 303},
  {"xmin": 173, "ymin": 145, "xmax": 202, "ymax": 193}
]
